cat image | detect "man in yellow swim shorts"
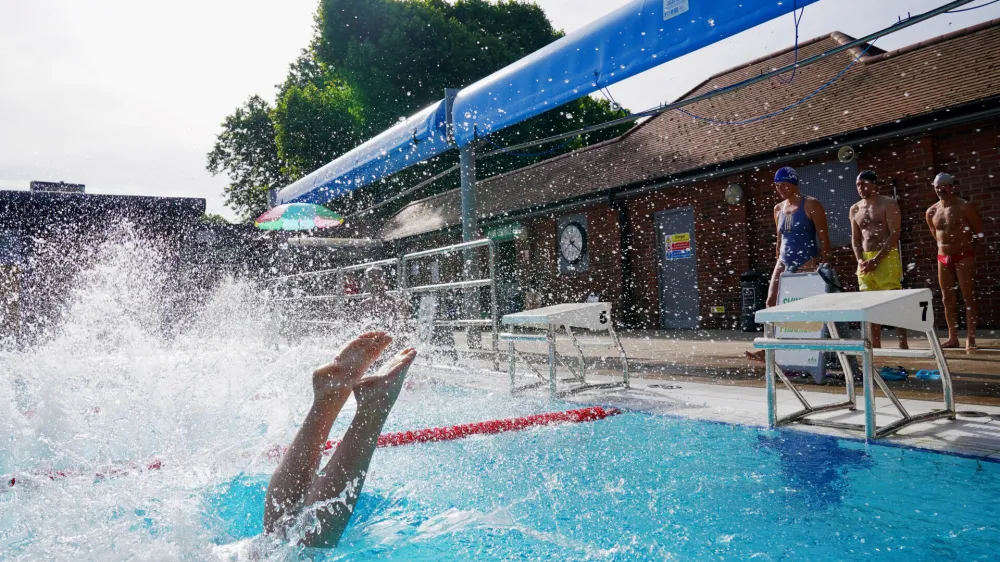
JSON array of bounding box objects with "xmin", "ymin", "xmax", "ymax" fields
[{"xmin": 850, "ymin": 170, "xmax": 908, "ymax": 349}]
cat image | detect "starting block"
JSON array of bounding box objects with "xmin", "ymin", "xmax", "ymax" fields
[
  {"xmin": 500, "ymin": 302, "xmax": 629, "ymax": 398},
  {"xmin": 754, "ymin": 288, "xmax": 955, "ymax": 439}
]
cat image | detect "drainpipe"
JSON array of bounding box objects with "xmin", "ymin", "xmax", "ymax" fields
[{"xmin": 611, "ymin": 196, "xmax": 635, "ymax": 328}]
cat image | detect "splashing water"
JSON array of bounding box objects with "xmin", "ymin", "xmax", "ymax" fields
[
  {"xmin": 0, "ymin": 233, "xmax": 548, "ymax": 559},
  {"xmin": 5, "ymin": 233, "xmax": 999, "ymax": 561}
]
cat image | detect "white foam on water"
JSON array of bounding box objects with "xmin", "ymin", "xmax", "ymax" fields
[
  {"xmin": 0, "ymin": 231, "xmax": 362, "ymax": 560},
  {"xmin": 0, "ymin": 230, "xmax": 551, "ymax": 560}
]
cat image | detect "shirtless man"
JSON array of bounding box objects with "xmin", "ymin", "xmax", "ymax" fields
[
  {"xmin": 926, "ymin": 173, "xmax": 985, "ymax": 350},
  {"xmin": 849, "ymin": 170, "xmax": 908, "ymax": 349},
  {"xmin": 746, "ymin": 167, "xmax": 832, "ymax": 362}
]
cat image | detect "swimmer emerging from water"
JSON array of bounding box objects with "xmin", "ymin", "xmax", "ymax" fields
[{"xmin": 263, "ymin": 332, "xmax": 415, "ymax": 548}]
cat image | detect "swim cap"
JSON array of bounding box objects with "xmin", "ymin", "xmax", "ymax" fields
[
  {"xmin": 857, "ymin": 170, "xmax": 877, "ymax": 183},
  {"xmin": 932, "ymin": 172, "xmax": 954, "ymax": 186},
  {"xmin": 774, "ymin": 167, "xmax": 799, "ymax": 185}
]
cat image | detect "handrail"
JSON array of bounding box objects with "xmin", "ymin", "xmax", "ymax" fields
[{"xmin": 401, "ymin": 239, "xmax": 494, "ymax": 261}]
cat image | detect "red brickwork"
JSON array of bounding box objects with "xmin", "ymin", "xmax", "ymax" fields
[{"xmin": 502, "ymin": 119, "xmax": 999, "ymax": 330}]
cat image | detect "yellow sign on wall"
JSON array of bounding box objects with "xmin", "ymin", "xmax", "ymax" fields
[{"xmin": 665, "ymin": 232, "xmax": 692, "ymax": 260}]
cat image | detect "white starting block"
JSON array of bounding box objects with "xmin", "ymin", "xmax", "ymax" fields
[
  {"xmin": 754, "ymin": 288, "xmax": 955, "ymax": 439},
  {"xmin": 500, "ymin": 302, "xmax": 629, "ymax": 398}
]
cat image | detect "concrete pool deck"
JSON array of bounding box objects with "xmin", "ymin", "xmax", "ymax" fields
[
  {"xmin": 431, "ymin": 365, "xmax": 1000, "ymax": 461},
  {"xmin": 439, "ymin": 328, "xmax": 1000, "ymax": 460},
  {"xmin": 454, "ymin": 328, "xmax": 1000, "ymax": 403}
]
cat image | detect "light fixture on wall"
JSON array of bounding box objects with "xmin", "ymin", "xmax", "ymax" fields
[
  {"xmin": 725, "ymin": 184, "xmax": 743, "ymax": 205},
  {"xmin": 838, "ymin": 145, "xmax": 856, "ymax": 163}
]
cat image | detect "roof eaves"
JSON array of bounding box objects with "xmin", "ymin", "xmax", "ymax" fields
[{"xmin": 861, "ymin": 17, "xmax": 1000, "ymax": 64}]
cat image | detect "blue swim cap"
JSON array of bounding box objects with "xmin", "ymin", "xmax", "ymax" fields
[{"xmin": 774, "ymin": 167, "xmax": 799, "ymax": 185}]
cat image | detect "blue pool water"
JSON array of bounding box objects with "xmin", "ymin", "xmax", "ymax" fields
[{"xmin": 206, "ymin": 407, "xmax": 1000, "ymax": 561}]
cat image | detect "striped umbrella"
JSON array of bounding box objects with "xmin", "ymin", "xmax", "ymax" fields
[{"xmin": 254, "ymin": 204, "xmax": 345, "ymax": 231}]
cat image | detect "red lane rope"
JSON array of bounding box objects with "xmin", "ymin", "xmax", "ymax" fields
[
  {"xmin": 7, "ymin": 406, "xmax": 620, "ymax": 487},
  {"xmin": 328, "ymin": 405, "xmax": 620, "ymax": 450}
]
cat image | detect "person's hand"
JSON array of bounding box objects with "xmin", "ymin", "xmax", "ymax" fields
[{"xmin": 859, "ymin": 259, "xmax": 877, "ymax": 273}]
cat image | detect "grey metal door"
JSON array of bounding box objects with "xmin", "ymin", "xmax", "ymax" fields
[{"xmin": 655, "ymin": 207, "xmax": 700, "ymax": 329}]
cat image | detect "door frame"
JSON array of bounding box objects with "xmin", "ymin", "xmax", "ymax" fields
[{"xmin": 654, "ymin": 206, "xmax": 700, "ymax": 329}]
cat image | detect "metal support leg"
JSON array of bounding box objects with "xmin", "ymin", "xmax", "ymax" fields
[
  {"xmin": 927, "ymin": 330, "xmax": 956, "ymax": 418},
  {"xmin": 608, "ymin": 324, "xmax": 629, "ymax": 388},
  {"xmin": 508, "ymin": 340, "xmax": 516, "ymax": 393},
  {"xmin": 764, "ymin": 323, "xmax": 778, "ymax": 428},
  {"xmin": 565, "ymin": 325, "xmax": 587, "ymax": 382},
  {"xmin": 861, "ymin": 322, "xmax": 876, "ymax": 440},
  {"xmin": 547, "ymin": 324, "xmax": 557, "ymax": 398},
  {"xmin": 826, "ymin": 322, "xmax": 857, "ymax": 408}
]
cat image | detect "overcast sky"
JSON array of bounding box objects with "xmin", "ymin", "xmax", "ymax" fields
[{"xmin": 1, "ymin": 0, "xmax": 998, "ymax": 219}]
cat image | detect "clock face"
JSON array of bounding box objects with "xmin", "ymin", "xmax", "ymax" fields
[{"xmin": 559, "ymin": 222, "xmax": 587, "ymax": 264}]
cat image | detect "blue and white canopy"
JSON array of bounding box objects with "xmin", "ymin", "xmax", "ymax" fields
[
  {"xmin": 276, "ymin": 100, "xmax": 450, "ymax": 205},
  {"xmin": 276, "ymin": 0, "xmax": 818, "ymax": 205}
]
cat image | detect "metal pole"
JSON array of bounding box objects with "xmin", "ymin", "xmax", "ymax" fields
[
  {"xmin": 488, "ymin": 240, "xmax": 499, "ymax": 370},
  {"xmin": 508, "ymin": 340, "xmax": 516, "ymax": 393},
  {"xmin": 460, "ymin": 143, "xmax": 478, "ymax": 242},
  {"xmin": 765, "ymin": 322, "xmax": 777, "ymax": 428},
  {"xmin": 826, "ymin": 322, "xmax": 857, "ymax": 408},
  {"xmin": 548, "ymin": 324, "xmax": 557, "ymax": 398},
  {"xmin": 459, "ymin": 143, "xmax": 480, "ymax": 347},
  {"xmin": 927, "ymin": 330, "xmax": 956, "ymax": 418},
  {"xmin": 862, "ymin": 322, "xmax": 876, "ymax": 439}
]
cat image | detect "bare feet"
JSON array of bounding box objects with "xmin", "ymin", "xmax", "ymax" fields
[
  {"xmin": 354, "ymin": 348, "xmax": 417, "ymax": 413},
  {"xmin": 967, "ymin": 338, "xmax": 977, "ymax": 352},
  {"xmin": 313, "ymin": 332, "xmax": 392, "ymax": 402},
  {"xmin": 745, "ymin": 350, "xmax": 765, "ymax": 363},
  {"xmin": 940, "ymin": 337, "xmax": 960, "ymax": 349},
  {"xmin": 898, "ymin": 339, "xmax": 909, "ymax": 350}
]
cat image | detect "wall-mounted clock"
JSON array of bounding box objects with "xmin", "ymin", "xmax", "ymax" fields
[{"xmin": 559, "ymin": 221, "xmax": 588, "ymax": 265}]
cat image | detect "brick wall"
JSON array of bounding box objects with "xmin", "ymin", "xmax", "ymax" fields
[
  {"xmin": 521, "ymin": 203, "xmax": 626, "ymax": 318},
  {"xmin": 624, "ymin": 177, "xmax": 751, "ymax": 329},
  {"xmin": 393, "ymin": 118, "xmax": 999, "ymax": 332},
  {"xmin": 620, "ymin": 119, "xmax": 999, "ymax": 330}
]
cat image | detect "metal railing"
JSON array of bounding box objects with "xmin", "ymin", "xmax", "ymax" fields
[
  {"xmin": 264, "ymin": 239, "xmax": 501, "ymax": 367},
  {"xmin": 399, "ymin": 239, "xmax": 499, "ymax": 367}
]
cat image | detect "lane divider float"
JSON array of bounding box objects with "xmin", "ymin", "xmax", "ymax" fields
[{"xmin": 7, "ymin": 406, "xmax": 620, "ymax": 487}]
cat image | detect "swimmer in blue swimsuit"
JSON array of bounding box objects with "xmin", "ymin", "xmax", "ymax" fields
[
  {"xmin": 263, "ymin": 332, "xmax": 416, "ymax": 547},
  {"xmin": 746, "ymin": 167, "xmax": 831, "ymax": 362}
]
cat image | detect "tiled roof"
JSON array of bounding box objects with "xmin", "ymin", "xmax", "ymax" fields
[{"xmin": 382, "ymin": 20, "xmax": 1000, "ymax": 241}]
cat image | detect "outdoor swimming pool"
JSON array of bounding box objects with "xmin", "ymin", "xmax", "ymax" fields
[
  {"xmin": 5, "ymin": 377, "xmax": 1000, "ymax": 560},
  {"xmin": 2, "ymin": 241, "xmax": 998, "ymax": 560}
]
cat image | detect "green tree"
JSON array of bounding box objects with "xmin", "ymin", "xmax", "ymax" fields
[
  {"xmin": 206, "ymin": 95, "xmax": 286, "ymax": 221},
  {"xmin": 209, "ymin": 0, "xmax": 630, "ymax": 220}
]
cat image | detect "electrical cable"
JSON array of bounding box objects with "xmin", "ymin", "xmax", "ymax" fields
[
  {"xmin": 947, "ymin": 0, "xmax": 999, "ymax": 13},
  {"xmin": 677, "ymin": 39, "xmax": 876, "ymax": 126},
  {"xmin": 345, "ymin": 0, "xmax": 977, "ymax": 218},
  {"xmin": 778, "ymin": 0, "xmax": 806, "ymax": 84}
]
